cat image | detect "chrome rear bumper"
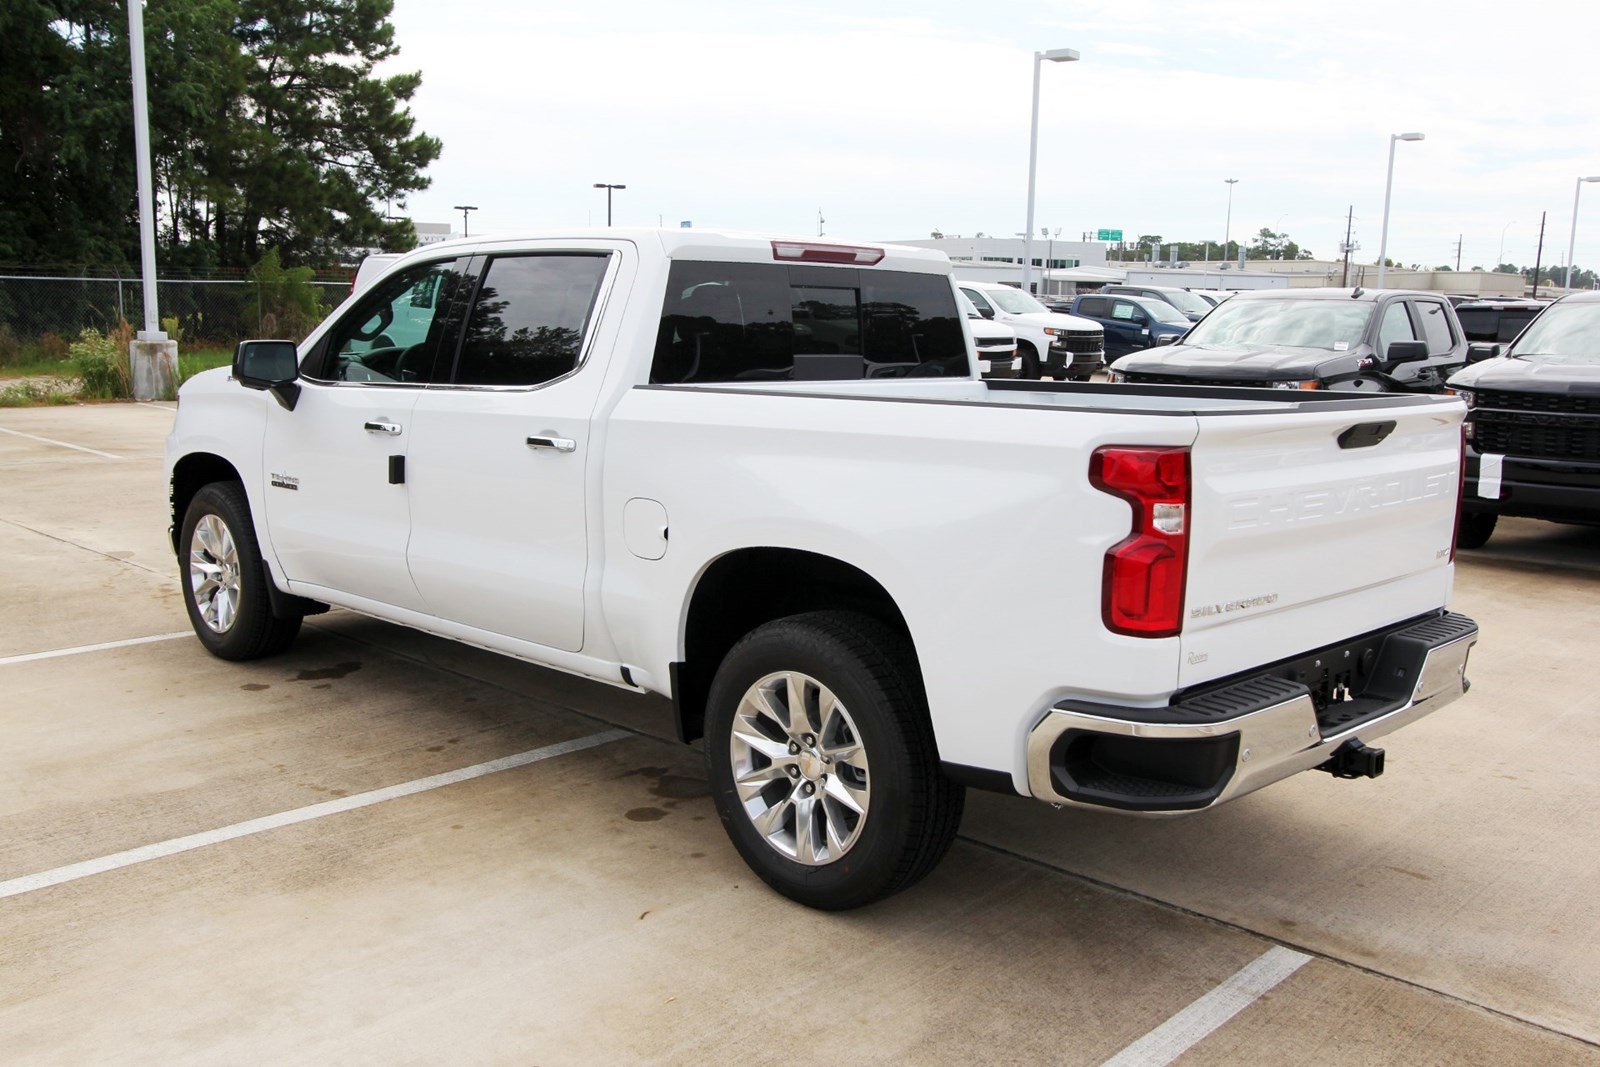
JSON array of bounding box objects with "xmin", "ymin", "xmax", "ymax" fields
[{"xmin": 1026, "ymin": 612, "xmax": 1477, "ymax": 815}]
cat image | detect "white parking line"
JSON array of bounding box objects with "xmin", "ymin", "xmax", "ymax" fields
[
  {"xmin": 1100, "ymin": 946, "xmax": 1313, "ymax": 1067},
  {"xmin": 0, "ymin": 631, "xmax": 192, "ymax": 667},
  {"xmin": 0, "ymin": 729, "xmax": 631, "ymax": 901},
  {"xmin": 0, "ymin": 425, "xmax": 122, "ymax": 460}
]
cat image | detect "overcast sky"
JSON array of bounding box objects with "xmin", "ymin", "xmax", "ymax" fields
[{"xmin": 388, "ymin": 0, "xmax": 1600, "ymax": 271}]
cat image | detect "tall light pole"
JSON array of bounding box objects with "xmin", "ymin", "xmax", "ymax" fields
[
  {"xmin": 1377, "ymin": 132, "xmax": 1425, "ymax": 287},
  {"xmin": 1498, "ymin": 220, "xmax": 1517, "ymax": 267},
  {"xmin": 127, "ymin": 0, "xmax": 160, "ymax": 340},
  {"xmin": 1023, "ymin": 47, "xmax": 1080, "ymax": 294},
  {"xmin": 1565, "ymin": 176, "xmax": 1600, "ymax": 289},
  {"xmin": 1222, "ymin": 178, "xmax": 1239, "ymax": 259},
  {"xmin": 593, "ymin": 183, "xmax": 626, "ymax": 226},
  {"xmin": 452, "ymin": 204, "xmax": 478, "ymax": 237}
]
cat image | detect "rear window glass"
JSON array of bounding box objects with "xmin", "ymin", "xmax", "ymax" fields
[
  {"xmin": 1457, "ymin": 308, "xmax": 1539, "ymax": 344},
  {"xmin": 652, "ymin": 261, "xmax": 967, "ymax": 383},
  {"xmin": 453, "ymin": 254, "xmax": 610, "ymax": 386}
]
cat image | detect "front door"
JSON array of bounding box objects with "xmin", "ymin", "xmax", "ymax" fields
[
  {"xmin": 405, "ymin": 245, "xmax": 624, "ymax": 653},
  {"xmin": 262, "ymin": 256, "xmax": 469, "ymax": 611}
]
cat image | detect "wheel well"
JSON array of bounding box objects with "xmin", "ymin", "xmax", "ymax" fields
[
  {"xmin": 673, "ymin": 548, "xmax": 919, "ymax": 744},
  {"xmin": 169, "ymin": 453, "xmax": 243, "ymax": 555}
]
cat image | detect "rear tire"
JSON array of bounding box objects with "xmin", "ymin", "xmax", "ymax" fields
[
  {"xmin": 1018, "ymin": 342, "xmax": 1042, "ymax": 380},
  {"xmin": 1456, "ymin": 510, "xmax": 1497, "ymax": 550},
  {"xmin": 704, "ymin": 611, "xmax": 964, "ymax": 910},
  {"xmin": 180, "ymin": 481, "xmax": 302, "ymax": 660}
]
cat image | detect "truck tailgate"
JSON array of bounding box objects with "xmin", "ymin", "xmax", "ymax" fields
[{"xmin": 1180, "ymin": 400, "xmax": 1462, "ymax": 688}]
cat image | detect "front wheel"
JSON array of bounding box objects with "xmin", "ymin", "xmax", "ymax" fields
[
  {"xmin": 1456, "ymin": 510, "xmax": 1497, "ymax": 550},
  {"xmin": 181, "ymin": 481, "xmax": 302, "ymax": 660},
  {"xmin": 1018, "ymin": 342, "xmax": 1042, "ymax": 380},
  {"xmin": 704, "ymin": 611, "xmax": 964, "ymax": 910}
]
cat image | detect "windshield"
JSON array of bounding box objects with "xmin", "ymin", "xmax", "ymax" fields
[
  {"xmin": 1508, "ymin": 301, "xmax": 1600, "ymax": 364},
  {"xmin": 1180, "ymin": 298, "xmax": 1373, "ymax": 350},
  {"xmin": 986, "ymin": 287, "xmax": 1048, "ymax": 314},
  {"xmin": 1139, "ymin": 299, "xmax": 1191, "ymax": 325},
  {"xmin": 1160, "ymin": 290, "xmax": 1214, "ymax": 316}
]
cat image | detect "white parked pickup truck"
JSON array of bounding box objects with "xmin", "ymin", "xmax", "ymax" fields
[{"xmin": 167, "ymin": 230, "xmax": 1478, "ymax": 910}]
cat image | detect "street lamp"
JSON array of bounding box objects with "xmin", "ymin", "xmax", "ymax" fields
[
  {"xmin": 452, "ymin": 204, "xmax": 478, "ymax": 237},
  {"xmin": 1376, "ymin": 132, "xmax": 1425, "ymax": 287},
  {"xmin": 1223, "ymin": 178, "xmax": 1239, "ymax": 259},
  {"xmin": 1565, "ymin": 176, "xmax": 1600, "ymax": 289},
  {"xmin": 594, "ymin": 183, "xmax": 626, "ymax": 226},
  {"xmin": 1023, "ymin": 47, "xmax": 1080, "ymax": 294},
  {"xmin": 1497, "ymin": 220, "xmax": 1517, "ymax": 267}
]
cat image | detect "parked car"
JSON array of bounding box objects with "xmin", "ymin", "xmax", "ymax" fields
[
  {"xmin": 1107, "ymin": 288, "xmax": 1468, "ymax": 392},
  {"xmin": 955, "ymin": 279, "xmax": 1104, "ymax": 380},
  {"xmin": 1448, "ymin": 293, "xmax": 1600, "ymax": 547},
  {"xmin": 1104, "ymin": 285, "xmax": 1215, "ymax": 322},
  {"xmin": 1067, "ymin": 293, "xmax": 1191, "ymax": 358},
  {"xmin": 1190, "ymin": 290, "xmax": 1235, "ymax": 307},
  {"xmin": 960, "ymin": 292, "xmax": 1018, "ymax": 378},
  {"xmin": 167, "ymin": 229, "xmax": 1477, "ymax": 910},
  {"xmin": 1453, "ymin": 297, "xmax": 1548, "ymax": 348}
]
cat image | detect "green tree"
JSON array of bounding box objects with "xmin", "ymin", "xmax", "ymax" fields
[{"xmin": 0, "ymin": 0, "xmax": 439, "ymax": 270}]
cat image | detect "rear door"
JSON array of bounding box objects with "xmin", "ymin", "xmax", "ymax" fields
[
  {"xmin": 403, "ymin": 242, "xmax": 626, "ymax": 653},
  {"xmin": 1178, "ymin": 398, "xmax": 1462, "ymax": 687}
]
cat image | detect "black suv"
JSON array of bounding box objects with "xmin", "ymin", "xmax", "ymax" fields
[
  {"xmin": 1108, "ymin": 288, "xmax": 1469, "ymax": 393},
  {"xmin": 1448, "ymin": 293, "xmax": 1600, "ymax": 547}
]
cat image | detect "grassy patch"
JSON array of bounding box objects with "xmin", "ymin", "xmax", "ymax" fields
[
  {"xmin": 0, "ymin": 379, "xmax": 79, "ymax": 407},
  {"xmin": 179, "ymin": 348, "xmax": 234, "ymax": 384}
]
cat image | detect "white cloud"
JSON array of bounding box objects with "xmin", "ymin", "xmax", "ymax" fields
[{"xmin": 386, "ymin": 0, "xmax": 1600, "ymax": 269}]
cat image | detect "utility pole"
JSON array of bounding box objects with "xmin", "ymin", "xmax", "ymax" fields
[
  {"xmin": 1454, "ymin": 234, "xmax": 1463, "ymax": 272},
  {"xmin": 1532, "ymin": 211, "xmax": 1547, "ymax": 298},
  {"xmin": 818, "ymin": 209, "xmax": 825, "ymax": 236},
  {"xmin": 1341, "ymin": 205, "xmax": 1355, "ymax": 287}
]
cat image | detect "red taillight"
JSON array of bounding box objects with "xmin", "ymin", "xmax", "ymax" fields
[
  {"xmin": 771, "ymin": 240, "xmax": 885, "ymax": 266},
  {"xmin": 1090, "ymin": 446, "xmax": 1191, "ymax": 638}
]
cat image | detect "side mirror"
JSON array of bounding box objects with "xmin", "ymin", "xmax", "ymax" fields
[
  {"xmin": 978, "ymin": 307, "xmax": 995, "ymax": 320},
  {"xmin": 1383, "ymin": 340, "xmax": 1430, "ymax": 368},
  {"xmin": 1154, "ymin": 334, "xmax": 1178, "ymax": 346},
  {"xmin": 1466, "ymin": 342, "xmax": 1501, "ymax": 363},
  {"xmin": 234, "ymin": 339, "xmax": 301, "ymax": 411}
]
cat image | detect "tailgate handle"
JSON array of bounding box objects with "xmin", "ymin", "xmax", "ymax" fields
[{"xmin": 1337, "ymin": 420, "xmax": 1396, "ymax": 450}]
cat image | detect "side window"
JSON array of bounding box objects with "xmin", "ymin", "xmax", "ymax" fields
[
  {"xmin": 451, "ymin": 254, "xmax": 610, "ymax": 387},
  {"xmin": 312, "ymin": 258, "xmax": 467, "ymax": 384},
  {"xmin": 651, "ymin": 262, "xmax": 966, "ymax": 383},
  {"xmin": 1377, "ymin": 301, "xmax": 1417, "ymax": 355},
  {"xmin": 1416, "ymin": 301, "xmax": 1455, "ymax": 355},
  {"xmin": 1077, "ymin": 297, "xmax": 1107, "ymax": 317},
  {"xmin": 1111, "ymin": 301, "xmax": 1139, "ymax": 321},
  {"xmin": 962, "ymin": 288, "xmax": 994, "ymax": 314}
]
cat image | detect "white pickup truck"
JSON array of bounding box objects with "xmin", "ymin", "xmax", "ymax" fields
[{"xmin": 167, "ymin": 229, "xmax": 1478, "ymax": 910}]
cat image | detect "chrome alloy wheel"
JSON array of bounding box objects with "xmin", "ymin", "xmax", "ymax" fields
[
  {"xmin": 729, "ymin": 670, "xmax": 871, "ymax": 866},
  {"xmin": 189, "ymin": 514, "xmax": 241, "ymax": 633}
]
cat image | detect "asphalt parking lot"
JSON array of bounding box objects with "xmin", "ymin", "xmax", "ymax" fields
[{"xmin": 3, "ymin": 403, "xmax": 1600, "ymax": 1064}]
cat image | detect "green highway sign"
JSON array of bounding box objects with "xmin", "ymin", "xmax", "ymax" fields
[{"xmin": 1096, "ymin": 228, "xmax": 1123, "ymax": 241}]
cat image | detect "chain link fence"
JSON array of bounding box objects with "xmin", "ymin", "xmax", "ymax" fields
[{"xmin": 0, "ymin": 273, "xmax": 351, "ymax": 358}]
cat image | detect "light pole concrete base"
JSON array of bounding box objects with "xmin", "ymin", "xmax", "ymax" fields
[{"xmin": 130, "ymin": 337, "xmax": 179, "ymax": 401}]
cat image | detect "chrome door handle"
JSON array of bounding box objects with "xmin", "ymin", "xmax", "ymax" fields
[
  {"xmin": 526, "ymin": 434, "xmax": 577, "ymax": 453},
  {"xmin": 364, "ymin": 420, "xmax": 402, "ymax": 436}
]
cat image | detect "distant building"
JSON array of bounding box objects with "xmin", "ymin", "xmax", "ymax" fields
[
  {"xmin": 887, "ymin": 236, "xmax": 1108, "ymax": 297},
  {"xmin": 412, "ymin": 221, "xmax": 452, "ymax": 247}
]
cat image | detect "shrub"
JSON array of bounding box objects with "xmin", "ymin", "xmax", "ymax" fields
[
  {"xmin": 38, "ymin": 332, "xmax": 70, "ymax": 360},
  {"xmin": 246, "ymin": 248, "xmax": 328, "ymax": 340},
  {"xmin": 72, "ymin": 322, "xmax": 134, "ymax": 400}
]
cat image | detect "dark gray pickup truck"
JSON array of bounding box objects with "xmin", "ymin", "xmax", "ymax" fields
[
  {"xmin": 1108, "ymin": 288, "xmax": 1470, "ymax": 393},
  {"xmin": 1449, "ymin": 293, "xmax": 1600, "ymax": 547}
]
